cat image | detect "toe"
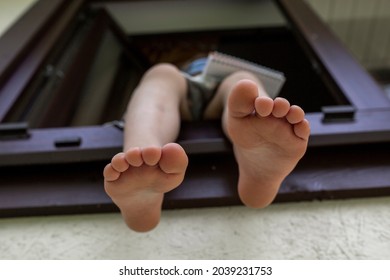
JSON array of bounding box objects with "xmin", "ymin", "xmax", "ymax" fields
[
  {"xmin": 228, "ymin": 79, "xmax": 259, "ymax": 118},
  {"xmin": 294, "ymin": 119, "xmax": 311, "ymax": 140},
  {"xmin": 103, "ymin": 164, "xmax": 120, "ymax": 182},
  {"xmin": 124, "ymin": 147, "xmax": 143, "ymax": 167},
  {"xmin": 160, "ymin": 143, "xmax": 189, "ymax": 174},
  {"xmin": 255, "ymin": 96, "xmax": 274, "ymax": 117},
  {"xmin": 286, "ymin": 105, "xmax": 305, "ymax": 124},
  {"xmin": 272, "ymin": 97, "xmax": 290, "ymax": 118},
  {"xmin": 141, "ymin": 146, "xmax": 162, "ymax": 166},
  {"xmin": 111, "ymin": 153, "xmax": 129, "ymax": 172}
]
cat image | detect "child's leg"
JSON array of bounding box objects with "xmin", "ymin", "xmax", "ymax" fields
[
  {"xmin": 204, "ymin": 72, "xmax": 310, "ymax": 208},
  {"xmin": 103, "ymin": 63, "xmax": 190, "ymax": 232}
]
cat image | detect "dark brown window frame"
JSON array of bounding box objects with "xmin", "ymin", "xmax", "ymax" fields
[{"xmin": 1, "ymin": 0, "xmax": 390, "ymax": 217}]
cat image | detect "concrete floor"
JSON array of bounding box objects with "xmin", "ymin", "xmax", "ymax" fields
[{"xmin": 1, "ymin": 197, "xmax": 390, "ymax": 259}]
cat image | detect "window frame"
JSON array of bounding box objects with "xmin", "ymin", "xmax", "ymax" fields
[{"xmin": 1, "ymin": 0, "xmax": 390, "ymax": 217}]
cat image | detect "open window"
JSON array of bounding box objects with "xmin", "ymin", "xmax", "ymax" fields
[{"xmin": 1, "ymin": 0, "xmax": 390, "ymax": 217}]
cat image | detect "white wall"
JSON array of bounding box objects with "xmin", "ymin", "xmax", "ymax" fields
[
  {"xmin": 306, "ymin": 0, "xmax": 390, "ymax": 70},
  {"xmin": 0, "ymin": 0, "xmax": 38, "ymax": 37},
  {"xmin": 98, "ymin": 0, "xmax": 286, "ymax": 34}
]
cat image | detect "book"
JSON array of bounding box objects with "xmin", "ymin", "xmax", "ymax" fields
[{"xmin": 201, "ymin": 52, "xmax": 285, "ymax": 98}]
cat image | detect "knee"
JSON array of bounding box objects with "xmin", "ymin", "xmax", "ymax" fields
[
  {"xmin": 141, "ymin": 63, "xmax": 186, "ymax": 95},
  {"xmin": 144, "ymin": 63, "xmax": 182, "ymax": 80}
]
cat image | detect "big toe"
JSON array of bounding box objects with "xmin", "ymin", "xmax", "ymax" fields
[
  {"xmin": 159, "ymin": 143, "xmax": 188, "ymax": 174},
  {"xmin": 228, "ymin": 79, "xmax": 259, "ymax": 118}
]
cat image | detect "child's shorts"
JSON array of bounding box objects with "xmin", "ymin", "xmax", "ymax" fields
[{"xmin": 181, "ymin": 57, "xmax": 218, "ymax": 121}]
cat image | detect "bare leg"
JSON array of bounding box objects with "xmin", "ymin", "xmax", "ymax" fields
[
  {"xmin": 103, "ymin": 63, "xmax": 190, "ymax": 232},
  {"xmin": 204, "ymin": 72, "xmax": 310, "ymax": 208}
]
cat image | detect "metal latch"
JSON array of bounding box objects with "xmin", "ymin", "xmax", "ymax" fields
[
  {"xmin": 0, "ymin": 122, "xmax": 30, "ymax": 140},
  {"xmin": 321, "ymin": 105, "xmax": 355, "ymax": 123},
  {"xmin": 54, "ymin": 137, "xmax": 82, "ymax": 148}
]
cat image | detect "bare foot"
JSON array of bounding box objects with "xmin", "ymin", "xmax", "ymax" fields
[
  {"xmin": 225, "ymin": 80, "xmax": 310, "ymax": 208},
  {"xmin": 103, "ymin": 143, "xmax": 188, "ymax": 232}
]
